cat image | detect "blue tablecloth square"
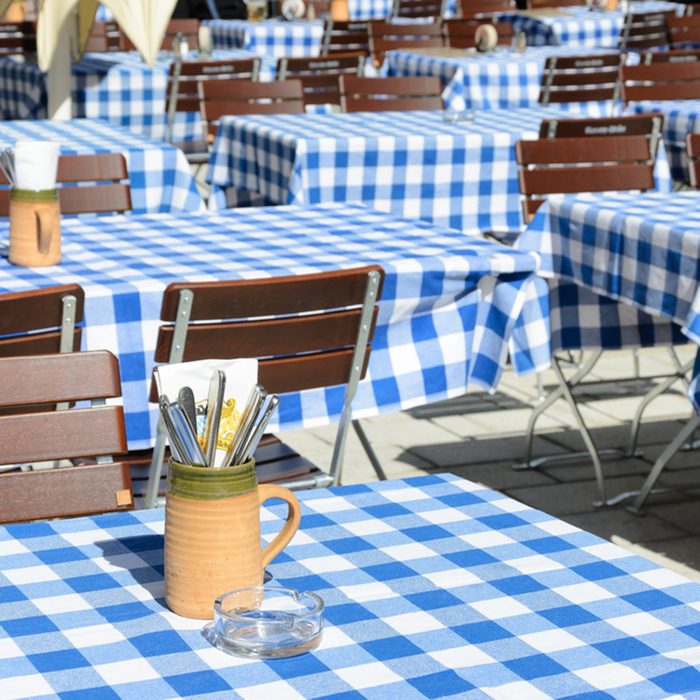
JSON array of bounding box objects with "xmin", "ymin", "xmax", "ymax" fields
[
  {"xmin": 453, "ymin": 620, "xmax": 511, "ymax": 644},
  {"xmin": 6, "ymin": 521, "xmax": 57, "ymax": 538},
  {"xmin": 165, "ymin": 670, "xmax": 231, "ymax": 697},
  {"xmin": 504, "ymin": 653, "xmax": 567, "ymax": 680},
  {"xmin": 267, "ymin": 654, "xmax": 331, "ymax": 679},
  {"xmin": 67, "ymin": 574, "xmax": 122, "ymax": 593},
  {"xmin": 402, "ymin": 525, "xmax": 454, "ymax": 542},
  {"xmin": 363, "ymin": 562, "xmax": 417, "ymax": 581},
  {"xmin": 438, "ymin": 492, "xmax": 483, "ymax": 508},
  {"xmin": 316, "ymin": 692, "xmax": 364, "ymax": 700},
  {"xmin": 679, "ymin": 622, "xmax": 700, "ymax": 641},
  {"xmin": 405, "ymin": 590, "xmax": 463, "ymax": 611},
  {"xmin": 328, "ymin": 484, "xmax": 373, "ymax": 496},
  {"xmin": 34, "ymin": 546, "xmax": 89, "ymax": 565},
  {"xmin": 92, "ymin": 512, "xmax": 143, "ymax": 530},
  {"xmin": 410, "ymin": 670, "xmax": 476, "ymax": 698},
  {"xmin": 324, "ymin": 603, "xmax": 379, "ymax": 626},
  {"xmin": 362, "ymin": 636, "xmax": 425, "ymax": 661},
  {"xmin": 59, "ymin": 686, "xmax": 121, "ymax": 700},
  {"xmin": 323, "ymin": 537, "xmax": 376, "ymax": 555},
  {"xmin": 491, "ymin": 574, "xmax": 548, "ymax": 596},
  {"xmin": 1, "ymin": 614, "xmax": 58, "ymax": 636},
  {"xmin": 622, "ymin": 590, "xmax": 682, "ymax": 612},
  {"xmin": 28, "ymin": 648, "xmax": 90, "ymax": 673},
  {"xmin": 362, "ymin": 503, "xmax": 411, "ymax": 519},
  {"xmin": 0, "ymin": 585, "xmax": 27, "ymax": 603},
  {"xmin": 119, "ymin": 352, "xmax": 147, "ymax": 383},
  {"xmin": 299, "ymin": 514, "xmax": 337, "ymax": 530},
  {"xmin": 97, "ymin": 602, "xmax": 160, "ymax": 624},
  {"xmin": 524, "ymin": 536, "xmax": 577, "ymax": 554},
  {"xmin": 130, "ymin": 631, "xmax": 191, "ymax": 657},
  {"xmin": 277, "ymin": 573, "xmax": 335, "ymax": 593},
  {"xmin": 540, "ymin": 605, "xmax": 599, "ymax": 628},
  {"xmin": 652, "ymin": 667, "xmax": 700, "ymax": 695},
  {"xmin": 445, "ymin": 549, "xmax": 499, "ymax": 568},
  {"xmin": 571, "ymin": 562, "xmax": 625, "ymax": 582},
  {"xmin": 478, "ymin": 514, "xmax": 529, "ymax": 530},
  {"xmin": 594, "ymin": 638, "xmax": 656, "ymax": 662}
]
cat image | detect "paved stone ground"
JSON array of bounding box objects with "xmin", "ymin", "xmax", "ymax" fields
[{"xmin": 282, "ymin": 345, "xmax": 700, "ymax": 581}]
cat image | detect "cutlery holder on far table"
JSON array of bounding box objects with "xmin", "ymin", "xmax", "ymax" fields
[{"xmin": 9, "ymin": 188, "xmax": 61, "ymax": 267}]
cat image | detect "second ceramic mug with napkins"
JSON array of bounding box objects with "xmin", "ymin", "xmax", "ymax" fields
[
  {"xmin": 164, "ymin": 458, "xmax": 302, "ymax": 619},
  {"xmin": 8, "ymin": 141, "xmax": 61, "ymax": 267}
]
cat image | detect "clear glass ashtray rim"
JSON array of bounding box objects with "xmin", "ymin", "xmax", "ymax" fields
[{"xmin": 213, "ymin": 585, "xmax": 325, "ymax": 621}]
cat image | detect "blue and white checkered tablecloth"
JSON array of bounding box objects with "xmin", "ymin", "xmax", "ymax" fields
[
  {"xmin": 631, "ymin": 99, "xmax": 700, "ymax": 185},
  {"xmin": 207, "ymin": 18, "xmax": 325, "ymax": 58},
  {"xmin": 496, "ymin": 1, "xmax": 681, "ymax": 48},
  {"xmin": 513, "ymin": 192, "xmax": 697, "ymax": 398},
  {"xmin": 384, "ymin": 46, "xmax": 619, "ymax": 112},
  {"xmin": 0, "ymin": 50, "xmax": 274, "ymax": 144},
  {"xmin": 206, "ymin": 107, "xmax": 672, "ymax": 234},
  {"xmin": 3, "ymin": 473, "xmax": 700, "ymax": 698},
  {"xmin": 0, "ymin": 204, "xmax": 543, "ymax": 450},
  {"xmin": 0, "ymin": 119, "xmax": 203, "ymax": 214}
]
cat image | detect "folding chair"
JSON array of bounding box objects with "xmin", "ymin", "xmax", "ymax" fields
[
  {"xmin": 0, "ymin": 351, "xmax": 132, "ymax": 523},
  {"xmin": 528, "ymin": 0, "xmax": 579, "ymax": 7},
  {"xmin": 538, "ymin": 53, "xmax": 623, "ymax": 107},
  {"xmin": 393, "ymin": 0, "xmax": 447, "ymax": 19},
  {"xmin": 369, "ymin": 20, "xmax": 444, "ymax": 64},
  {"xmin": 640, "ymin": 48, "xmax": 700, "ymax": 64},
  {"xmin": 618, "ymin": 10, "xmax": 674, "ymax": 51},
  {"xmin": 687, "ymin": 132, "xmax": 700, "ymax": 187},
  {"xmin": 277, "ymin": 53, "xmax": 365, "ymax": 108},
  {"xmin": 668, "ymin": 14, "xmax": 700, "ymax": 48},
  {"xmin": 0, "ymin": 20, "xmax": 34, "ymax": 57},
  {"xmin": 200, "ymin": 80, "xmax": 305, "ymax": 140},
  {"xmin": 165, "ymin": 58, "xmax": 261, "ymax": 163},
  {"xmin": 621, "ymin": 60, "xmax": 700, "ymax": 103},
  {"xmin": 443, "ymin": 19, "xmax": 514, "ymax": 48},
  {"xmin": 458, "ymin": 0, "xmax": 516, "ymax": 18},
  {"xmin": 321, "ymin": 19, "xmax": 370, "ymax": 56},
  {"xmin": 340, "ymin": 75, "xmax": 443, "ymax": 112},
  {"xmin": 143, "ymin": 266, "xmax": 385, "ymax": 509},
  {"xmin": 123, "ymin": 19, "xmax": 200, "ymax": 52}
]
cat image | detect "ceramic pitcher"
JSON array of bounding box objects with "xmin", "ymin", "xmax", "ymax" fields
[
  {"xmin": 164, "ymin": 458, "xmax": 302, "ymax": 619},
  {"xmin": 8, "ymin": 189, "xmax": 61, "ymax": 267}
]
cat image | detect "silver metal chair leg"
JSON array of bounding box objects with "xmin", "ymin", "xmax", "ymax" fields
[
  {"xmin": 144, "ymin": 417, "xmax": 168, "ymax": 509},
  {"xmin": 352, "ymin": 419, "xmax": 387, "ymax": 481},
  {"xmin": 626, "ymin": 414, "xmax": 700, "ymax": 515}
]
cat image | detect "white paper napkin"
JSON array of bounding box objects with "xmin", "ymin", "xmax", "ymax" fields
[{"xmin": 14, "ymin": 140, "xmax": 59, "ymax": 191}]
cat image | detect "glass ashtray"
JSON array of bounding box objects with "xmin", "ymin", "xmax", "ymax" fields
[
  {"xmin": 203, "ymin": 586, "xmax": 324, "ymax": 659},
  {"xmin": 442, "ymin": 110, "xmax": 476, "ymax": 123}
]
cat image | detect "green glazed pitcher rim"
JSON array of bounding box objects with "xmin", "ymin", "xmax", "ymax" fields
[
  {"xmin": 168, "ymin": 457, "xmax": 257, "ymax": 500},
  {"xmin": 11, "ymin": 188, "xmax": 58, "ymax": 202}
]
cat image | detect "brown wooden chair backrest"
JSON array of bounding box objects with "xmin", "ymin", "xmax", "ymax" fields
[
  {"xmin": 122, "ymin": 18, "xmax": 199, "ymax": 52},
  {"xmin": 340, "ymin": 75, "xmax": 443, "ymax": 112},
  {"xmin": 277, "ymin": 53, "xmax": 365, "ymax": 106},
  {"xmin": 321, "ymin": 19, "xmax": 370, "ymax": 55},
  {"xmin": 167, "ymin": 58, "xmax": 261, "ymax": 114},
  {"xmin": 528, "ymin": 0, "xmax": 579, "ymax": 7},
  {"xmin": 151, "ymin": 266, "xmax": 384, "ymax": 393},
  {"xmin": 687, "ymin": 132, "xmax": 700, "ymax": 187},
  {"xmin": 621, "ymin": 60, "xmax": 700, "ymax": 102},
  {"xmin": 200, "ymin": 79, "xmax": 305, "ymax": 137},
  {"xmin": 393, "ymin": 0, "xmax": 446, "ymax": 18},
  {"xmin": 459, "ymin": 0, "xmax": 515, "ymax": 17},
  {"xmin": 0, "ymin": 284, "xmax": 84, "ymax": 359},
  {"xmin": 85, "ymin": 21, "xmax": 126, "ymax": 52},
  {"xmin": 516, "ymin": 126, "xmax": 658, "ymax": 222},
  {"xmin": 538, "ymin": 112, "xmax": 664, "ymax": 140},
  {"xmin": 0, "ymin": 20, "xmax": 35, "ymax": 55},
  {"xmin": 668, "ymin": 15, "xmax": 700, "ymax": 47},
  {"xmin": 369, "ymin": 20, "xmax": 444, "ymax": 63},
  {"xmin": 618, "ymin": 11, "xmax": 674, "ymax": 51},
  {"xmin": 641, "ymin": 47, "xmax": 700, "ymax": 63},
  {"xmin": 0, "ymin": 351, "xmax": 132, "ymax": 523},
  {"xmin": 443, "ymin": 19, "xmax": 513, "ymax": 48},
  {"xmin": 538, "ymin": 52, "xmax": 623, "ymax": 105}
]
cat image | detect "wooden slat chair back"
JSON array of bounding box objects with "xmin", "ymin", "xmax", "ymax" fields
[
  {"xmin": 85, "ymin": 21, "xmax": 125, "ymax": 52},
  {"xmin": 443, "ymin": 19, "xmax": 513, "ymax": 48},
  {"xmin": 200, "ymin": 79, "xmax": 305, "ymax": 139},
  {"xmin": 0, "ymin": 154, "xmax": 132, "ymax": 216},
  {"xmin": 668, "ymin": 15, "xmax": 700, "ymax": 48},
  {"xmin": 539, "ymin": 52, "xmax": 623, "ymax": 106},
  {"xmin": 369, "ymin": 20, "xmax": 444, "ymax": 64},
  {"xmin": 0, "ymin": 20, "xmax": 35, "ymax": 56},
  {"xmin": 618, "ymin": 10, "xmax": 674, "ymax": 51},
  {"xmin": 393, "ymin": 0, "xmax": 446, "ymax": 19},
  {"xmin": 143, "ymin": 266, "xmax": 385, "ymax": 508},
  {"xmin": 687, "ymin": 132, "xmax": 700, "ymax": 187},
  {"xmin": 166, "ymin": 58, "xmax": 261, "ymax": 147},
  {"xmin": 517, "ymin": 120, "xmax": 659, "ymax": 222},
  {"xmin": 528, "ymin": 0, "xmax": 580, "ymax": 8},
  {"xmin": 122, "ymin": 18, "xmax": 200, "ymax": 52},
  {"xmin": 621, "ymin": 60, "xmax": 700, "ymax": 102},
  {"xmin": 277, "ymin": 53, "xmax": 365, "ymax": 106},
  {"xmin": 458, "ymin": 0, "xmax": 515, "ymax": 18},
  {"xmin": 340, "ymin": 75, "xmax": 443, "ymax": 112},
  {"xmin": 641, "ymin": 47, "xmax": 700, "ymax": 63},
  {"xmin": 0, "ymin": 284, "xmax": 84, "ymax": 360},
  {"xmin": 321, "ymin": 19, "xmax": 370, "ymax": 55},
  {"xmin": 0, "ymin": 351, "xmax": 132, "ymax": 523}
]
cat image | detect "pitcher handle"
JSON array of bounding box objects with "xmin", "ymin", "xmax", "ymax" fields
[
  {"xmin": 258, "ymin": 484, "xmax": 301, "ymax": 569},
  {"xmin": 35, "ymin": 207, "xmax": 56, "ymax": 255}
]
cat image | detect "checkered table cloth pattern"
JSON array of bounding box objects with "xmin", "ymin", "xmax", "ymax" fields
[
  {"xmin": 514, "ymin": 192, "xmax": 696, "ymax": 400},
  {"xmin": 0, "ymin": 119, "xmax": 203, "ymax": 214},
  {"xmin": 384, "ymin": 47, "xmax": 618, "ymax": 112},
  {"xmin": 496, "ymin": 1, "xmax": 681, "ymax": 48},
  {"xmin": 0, "ymin": 50, "xmax": 273, "ymax": 143},
  {"xmin": 631, "ymin": 99, "xmax": 700, "ymax": 185},
  {"xmin": 206, "ymin": 107, "xmax": 672, "ymax": 234},
  {"xmin": 207, "ymin": 18, "xmax": 325, "ymax": 58},
  {"xmin": 3, "ymin": 473, "xmax": 700, "ymax": 699},
  {"xmin": 0, "ymin": 204, "xmax": 543, "ymax": 450}
]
